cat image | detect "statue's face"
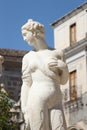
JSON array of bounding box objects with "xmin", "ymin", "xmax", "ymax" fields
[{"xmin": 22, "ymin": 29, "xmax": 35, "ymax": 45}]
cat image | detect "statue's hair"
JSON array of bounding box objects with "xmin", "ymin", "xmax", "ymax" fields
[{"xmin": 21, "ymin": 19, "xmax": 45, "ymax": 39}]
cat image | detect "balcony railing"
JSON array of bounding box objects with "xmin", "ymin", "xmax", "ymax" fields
[{"xmin": 64, "ymin": 97, "xmax": 83, "ymax": 112}]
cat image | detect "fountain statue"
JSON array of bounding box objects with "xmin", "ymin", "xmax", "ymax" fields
[{"xmin": 21, "ymin": 19, "xmax": 69, "ymax": 130}]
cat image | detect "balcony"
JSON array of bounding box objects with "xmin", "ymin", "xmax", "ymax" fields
[{"xmin": 64, "ymin": 97, "xmax": 83, "ymax": 112}]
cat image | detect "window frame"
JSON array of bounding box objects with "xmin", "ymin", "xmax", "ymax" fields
[
  {"xmin": 69, "ymin": 70, "xmax": 77, "ymax": 101},
  {"xmin": 70, "ymin": 23, "xmax": 77, "ymax": 45}
]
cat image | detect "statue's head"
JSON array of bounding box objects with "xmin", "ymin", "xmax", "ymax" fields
[{"xmin": 21, "ymin": 19, "xmax": 45, "ymax": 44}]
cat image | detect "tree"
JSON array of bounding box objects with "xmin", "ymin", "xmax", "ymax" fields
[{"xmin": 0, "ymin": 84, "xmax": 18, "ymax": 130}]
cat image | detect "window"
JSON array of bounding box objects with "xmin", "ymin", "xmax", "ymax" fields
[
  {"xmin": 70, "ymin": 23, "xmax": 76, "ymax": 45},
  {"xmin": 69, "ymin": 70, "xmax": 77, "ymax": 101}
]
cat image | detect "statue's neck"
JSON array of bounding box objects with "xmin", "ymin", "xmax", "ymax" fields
[{"xmin": 34, "ymin": 39, "xmax": 49, "ymax": 51}]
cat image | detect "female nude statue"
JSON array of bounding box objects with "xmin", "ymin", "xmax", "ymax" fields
[{"xmin": 21, "ymin": 19, "xmax": 69, "ymax": 130}]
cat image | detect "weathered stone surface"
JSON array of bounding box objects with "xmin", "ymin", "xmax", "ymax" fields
[{"xmin": 21, "ymin": 19, "xmax": 69, "ymax": 130}]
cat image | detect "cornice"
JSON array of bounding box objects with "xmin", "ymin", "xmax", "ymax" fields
[
  {"xmin": 0, "ymin": 48, "xmax": 28, "ymax": 63},
  {"xmin": 51, "ymin": 2, "xmax": 87, "ymax": 28},
  {"xmin": 64, "ymin": 38, "xmax": 87, "ymax": 58},
  {"xmin": 0, "ymin": 48, "xmax": 28, "ymax": 57}
]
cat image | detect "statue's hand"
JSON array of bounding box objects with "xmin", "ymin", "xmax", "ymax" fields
[
  {"xmin": 48, "ymin": 58, "xmax": 67, "ymax": 73},
  {"xmin": 48, "ymin": 58, "xmax": 58, "ymax": 69}
]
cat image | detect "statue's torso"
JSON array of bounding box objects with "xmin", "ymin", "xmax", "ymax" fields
[
  {"xmin": 24, "ymin": 49, "xmax": 63, "ymax": 108},
  {"xmin": 25, "ymin": 49, "xmax": 61, "ymax": 82}
]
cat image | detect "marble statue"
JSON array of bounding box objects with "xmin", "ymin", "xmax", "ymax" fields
[{"xmin": 21, "ymin": 19, "xmax": 69, "ymax": 130}]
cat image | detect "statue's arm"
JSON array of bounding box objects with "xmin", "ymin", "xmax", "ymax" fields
[
  {"xmin": 21, "ymin": 55, "xmax": 32, "ymax": 114},
  {"xmin": 58, "ymin": 60, "xmax": 69, "ymax": 85},
  {"xmin": 48, "ymin": 51, "xmax": 69, "ymax": 85},
  {"xmin": 57, "ymin": 51, "xmax": 69, "ymax": 85}
]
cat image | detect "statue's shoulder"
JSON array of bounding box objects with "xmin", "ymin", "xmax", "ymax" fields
[
  {"xmin": 49, "ymin": 48, "xmax": 64, "ymax": 54},
  {"xmin": 51, "ymin": 49, "xmax": 65, "ymax": 61},
  {"xmin": 23, "ymin": 51, "xmax": 35, "ymax": 62},
  {"xmin": 55, "ymin": 49, "xmax": 64, "ymax": 56},
  {"xmin": 24, "ymin": 51, "xmax": 34, "ymax": 57},
  {"xmin": 49, "ymin": 48, "xmax": 63, "ymax": 55}
]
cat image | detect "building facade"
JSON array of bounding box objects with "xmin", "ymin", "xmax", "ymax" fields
[
  {"xmin": 51, "ymin": 2, "xmax": 87, "ymax": 130},
  {"xmin": 0, "ymin": 48, "xmax": 27, "ymax": 101}
]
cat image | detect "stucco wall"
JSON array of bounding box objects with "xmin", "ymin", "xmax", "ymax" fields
[
  {"xmin": 54, "ymin": 9, "xmax": 87, "ymax": 50},
  {"xmin": 62, "ymin": 50, "xmax": 87, "ymax": 129}
]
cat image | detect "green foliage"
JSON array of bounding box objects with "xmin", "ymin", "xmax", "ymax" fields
[{"xmin": 0, "ymin": 85, "xmax": 18, "ymax": 130}]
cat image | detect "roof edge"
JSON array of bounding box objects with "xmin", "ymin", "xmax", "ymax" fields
[{"xmin": 51, "ymin": 2, "xmax": 87, "ymax": 27}]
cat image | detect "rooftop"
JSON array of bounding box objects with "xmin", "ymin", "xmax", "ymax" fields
[
  {"xmin": 51, "ymin": 2, "xmax": 87, "ymax": 27},
  {"xmin": 0, "ymin": 48, "xmax": 28, "ymax": 57}
]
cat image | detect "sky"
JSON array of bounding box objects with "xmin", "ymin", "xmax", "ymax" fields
[{"xmin": 0, "ymin": 0, "xmax": 87, "ymax": 51}]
